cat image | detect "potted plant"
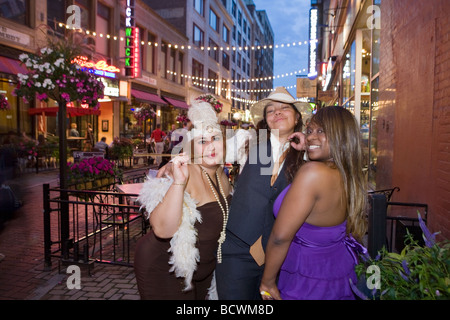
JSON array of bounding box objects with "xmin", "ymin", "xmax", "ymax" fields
[
  {"xmin": 351, "ymin": 213, "xmax": 450, "ymax": 300},
  {"xmin": 109, "ymin": 137, "xmax": 134, "ymax": 163}
]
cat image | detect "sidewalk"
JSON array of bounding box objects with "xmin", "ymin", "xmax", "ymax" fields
[{"xmin": 0, "ymin": 167, "xmax": 152, "ymax": 300}]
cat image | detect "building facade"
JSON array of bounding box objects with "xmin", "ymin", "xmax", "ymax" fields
[
  {"xmin": 315, "ymin": 0, "xmax": 450, "ymax": 240},
  {"xmin": 0, "ymin": 0, "xmax": 275, "ymax": 146},
  {"xmin": 143, "ymin": 0, "xmax": 275, "ymax": 123}
]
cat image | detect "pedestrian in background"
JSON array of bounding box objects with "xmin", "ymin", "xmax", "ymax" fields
[
  {"xmin": 260, "ymin": 106, "xmax": 368, "ymax": 300},
  {"xmin": 150, "ymin": 124, "xmax": 166, "ymax": 166},
  {"xmin": 69, "ymin": 123, "xmax": 79, "ymax": 137}
]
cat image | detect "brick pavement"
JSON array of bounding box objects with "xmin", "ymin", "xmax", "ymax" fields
[{"xmin": 0, "ymin": 168, "xmax": 151, "ymax": 300}]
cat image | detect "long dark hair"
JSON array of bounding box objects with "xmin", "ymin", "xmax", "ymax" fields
[
  {"xmin": 261, "ymin": 104, "xmax": 305, "ymax": 182},
  {"xmin": 308, "ymin": 106, "xmax": 368, "ymax": 241}
]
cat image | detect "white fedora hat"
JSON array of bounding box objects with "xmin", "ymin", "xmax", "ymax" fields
[{"xmin": 250, "ymin": 86, "xmax": 312, "ymax": 125}]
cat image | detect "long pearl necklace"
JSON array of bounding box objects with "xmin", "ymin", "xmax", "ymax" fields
[{"xmin": 201, "ymin": 166, "xmax": 229, "ymax": 263}]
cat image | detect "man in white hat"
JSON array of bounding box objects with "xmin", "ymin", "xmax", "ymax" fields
[{"xmin": 215, "ymin": 87, "xmax": 311, "ymax": 300}]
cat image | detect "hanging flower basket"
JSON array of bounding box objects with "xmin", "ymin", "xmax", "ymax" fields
[
  {"xmin": 176, "ymin": 114, "xmax": 189, "ymax": 123},
  {"xmin": 220, "ymin": 119, "xmax": 237, "ymax": 127},
  {"xmin": 133, "ymin": 103, "xmax": 156, "ymax": 125},
  {"xmin": 195, "ymin": 94, "xmax": 223, "ymax": 113},
  {"xmin": 0, "ymin": 93, "xmax": 11, "ymax": 110}
]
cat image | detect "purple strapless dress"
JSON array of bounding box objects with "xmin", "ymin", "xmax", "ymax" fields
[{"xmin": 273, "ymin": 184, "xmax": 365, "ymax": 300}]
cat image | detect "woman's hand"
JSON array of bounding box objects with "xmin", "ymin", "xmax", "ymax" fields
[
  {"xmin": 288, "ymin": 132, "xmax": 306, "ymax": 151},
  {"xmin": 171, "ymin": 154, "xmax": 190, "ymax": 186},
  {"xmin": 259, "ymin": 280, "xmax": 282, "ymax": 300}
]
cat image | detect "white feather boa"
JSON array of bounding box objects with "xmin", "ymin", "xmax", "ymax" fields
[{"xmin": 137, "ymin": 175, "xmax": 217, "ymax": 299}]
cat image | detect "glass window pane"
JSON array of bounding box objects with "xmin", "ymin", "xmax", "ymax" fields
[
  {"xmin": 1, "ymin": 0, "xmax": 28, "ymax": 25},
  {"xmin": 368, "ymin": 77, "xmax": 379, "ymax": 186},
  {"xmin": 371, "ymin": 29, "xmax": 380, "ymax": 76}
]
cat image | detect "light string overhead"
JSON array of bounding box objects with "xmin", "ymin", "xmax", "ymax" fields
[
  {"xmin": 56, "ymin": 21, "xmax": 318, "ymax": 53},
  {"xmin": 166, "ymin": 68, "xmax": 307, "ymax": 83}
]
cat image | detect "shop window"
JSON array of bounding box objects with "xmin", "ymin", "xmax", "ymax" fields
[
  {"xmin": 0, "ymin": 78, "xmax": 19, "ymax": 135},
  {"xmin": 178, "ymin": 52, "xmax": 184, "ymax": 85},
  {"xmin": 209, "ymin": 8, "xmax": 219, "ymax": 33},
  {"xmin": 207, "ymin": 69, "xmax": 218, "ymax": 95},
  {"xmin": 193, "ymin": 24, "xmax": 204, "ymax": 47},
  {"xmin": 342, "ymin": 40, "xmax": 356, "ymax": 106},
  {"xmin": 194, "ymin": 0, "xmax": 204, "ymax": 17},
  {"xmin": 368, "ymin": 77, "xmax": 379, "ymax": 187},
  {"xmin": 1, "ymin": 0, "xmax": 29, "ymax": 26},
  {"xmin": 47, "ymin": 0, "xmax": 65, "ymax": 34},
  {"xmin": 223, "ymin": 25, "xmax": 229, "ymax": 44},
  {"xmin": 371, "ymin": 29, "xmax": 380, "ymax": 77},
  {"xmin": 161, "ymin": 42, "xmax": 168, "ymax": 79},
  {"xmin": 221, "ymin": 82, "xmax": 228, "ymax": 98},
  {"xmin": 192, "ymin": 59, "xmax": 204, "ymax": 88},
  {"xmin": 222, "ymin": 52, "xmax": 230, "ymax": 70},
  {"xmin": 170, "ymin": 48, "xmax": 176, "ymax": 81},
  {"xmin": 146, "ymin": 33, "xmax": 156, "ymax": 74},
  {"xmin": 209, "ymin": 39, "xmax": 219, "ymax": 62},
  {"xmin": 96, "ymin": 2, "xmax": 110, "ymax": 56}
]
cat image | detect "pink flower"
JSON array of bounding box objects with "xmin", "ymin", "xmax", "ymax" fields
[{"xmin": 61, "ymin": 92, "xmax": 70, "ymax": 102}]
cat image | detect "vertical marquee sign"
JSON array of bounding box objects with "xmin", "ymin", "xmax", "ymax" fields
[
  {"xmin": 125, "ymin": 0, "xmax": 140, "ymax": 78},
  {"xmin": 308, "ymin": 7, "xmax": 318, "ymax": 79}
]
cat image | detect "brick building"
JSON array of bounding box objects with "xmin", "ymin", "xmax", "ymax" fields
[{"xmin": 378, "ymin": 0, "xmax": 450, "ymax": 240}]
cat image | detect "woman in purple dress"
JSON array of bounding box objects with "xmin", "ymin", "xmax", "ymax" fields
[{"xmin": 260, "ymin": 106, "xmax": 368, "ymax": 300}]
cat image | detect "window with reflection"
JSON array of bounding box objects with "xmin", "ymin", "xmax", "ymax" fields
[{"xmin": 1, "ymin": 0, "xmax": 29, "ymax": 26}]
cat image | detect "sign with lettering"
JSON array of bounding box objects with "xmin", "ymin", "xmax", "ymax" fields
[
  {"xmin": 308, "ymin": 8, "xmax": 318, "ymax": 79},
  {"xmin": 125, "ymin": 0, "xmax": 140, "ymax": 78},
  {"xmin": 73, "ymin": 151, "xmax": 105, "ymax": 162},
  {"xmin": 71, "ymin": 56, "xmax": 120, "ymax": 79},
  {"xmin": 0, "ymin": 25, "xmax": 30, "ymax": 46}
]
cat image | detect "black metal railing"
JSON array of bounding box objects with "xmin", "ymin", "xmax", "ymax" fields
[
  {"xmin": 43, "ymin": 176, "xmax": 148, "ymax": 271},
  {"xmin": 367, "ymin": 187, "xmax": 428, "ymax": 257}
]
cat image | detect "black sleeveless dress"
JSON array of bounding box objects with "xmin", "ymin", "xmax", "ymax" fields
[{"xmin": 134, "ymin": 194, "xmax": 232, "ymax": 300}]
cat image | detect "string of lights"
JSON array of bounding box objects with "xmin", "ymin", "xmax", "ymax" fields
[
  {"xmin": 166, "ymin": 68, "xmax": 307, "ymax": 83},
  {"xmin": 192, "ymin": 81, "xmax": 297, "ymax": 93},
  {"xmin": 56, "ymin": 21, "xmax": 318, "ymax": 53}
]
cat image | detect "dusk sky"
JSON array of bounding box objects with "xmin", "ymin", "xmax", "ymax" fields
[{"xmin": 252, "ymin": 0, "xmax": 312, "ymax": 98}]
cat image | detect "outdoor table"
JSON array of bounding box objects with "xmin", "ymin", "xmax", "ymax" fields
[
  {"xmin": 67, "ymin": 137, "xmax": 86, "ymax": 150},
  {"xmin": 115, "ymin": 182, "xmax": 143, "ymax": 205},
  {"xmin": 115, "ymin": 169, "xmax": 157, "ymax": 205}
]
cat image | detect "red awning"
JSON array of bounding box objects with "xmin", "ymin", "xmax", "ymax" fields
[
  {"xmin": 0, "ymin": 56, "xmax": 28, "ymax": 75},
  {"xmin": 162, "ymin": 96, "xmax": 189, "ymax": 109},
  {"xmin": 131, "ymin": 89, "xmax": 167, "ymax": 105},
  {"xmin": 28, "ymin": 107, "xmax": 101, "ymax": 117}
]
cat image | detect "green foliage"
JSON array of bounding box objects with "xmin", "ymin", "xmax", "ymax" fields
[
  {"xmin": 109, "ymin": 137, "xmax": 133, "ymax": 160},
  {"xmin": 355, "ymin": 214, "xmax": 450, "ymax": 300}
]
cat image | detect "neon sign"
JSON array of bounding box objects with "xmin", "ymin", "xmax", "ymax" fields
[
  {"xmin": 71, "ymin": 56, "xmax": 120, "ymax": 79},
  {"xmin": 308, "ymin": 8, "xmax": 318, "ymax": 79},
  {"xmin": 125, "ymin": 0, "xmax": 140, "ymax": 78}
]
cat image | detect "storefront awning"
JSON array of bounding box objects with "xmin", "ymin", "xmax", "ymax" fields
[
  {"xmin": 28, "ymin": 107, "xmax": 101, "ymax": 117},
  {"xmin": 131, "ymin": 89, "xmax": 167, "ymax": 105},
  {"xmin": 162, "ymin": 96, "xmax": 189, "ymax": 109},
  {"xmin": 0, "ymin": 56, "xmax": 28, "ymax": 75}
]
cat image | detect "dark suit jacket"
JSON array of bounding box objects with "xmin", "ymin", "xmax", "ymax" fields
[{"xmin": 226, "ymin": 140, "xmax": 290, "ymax": 250}]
